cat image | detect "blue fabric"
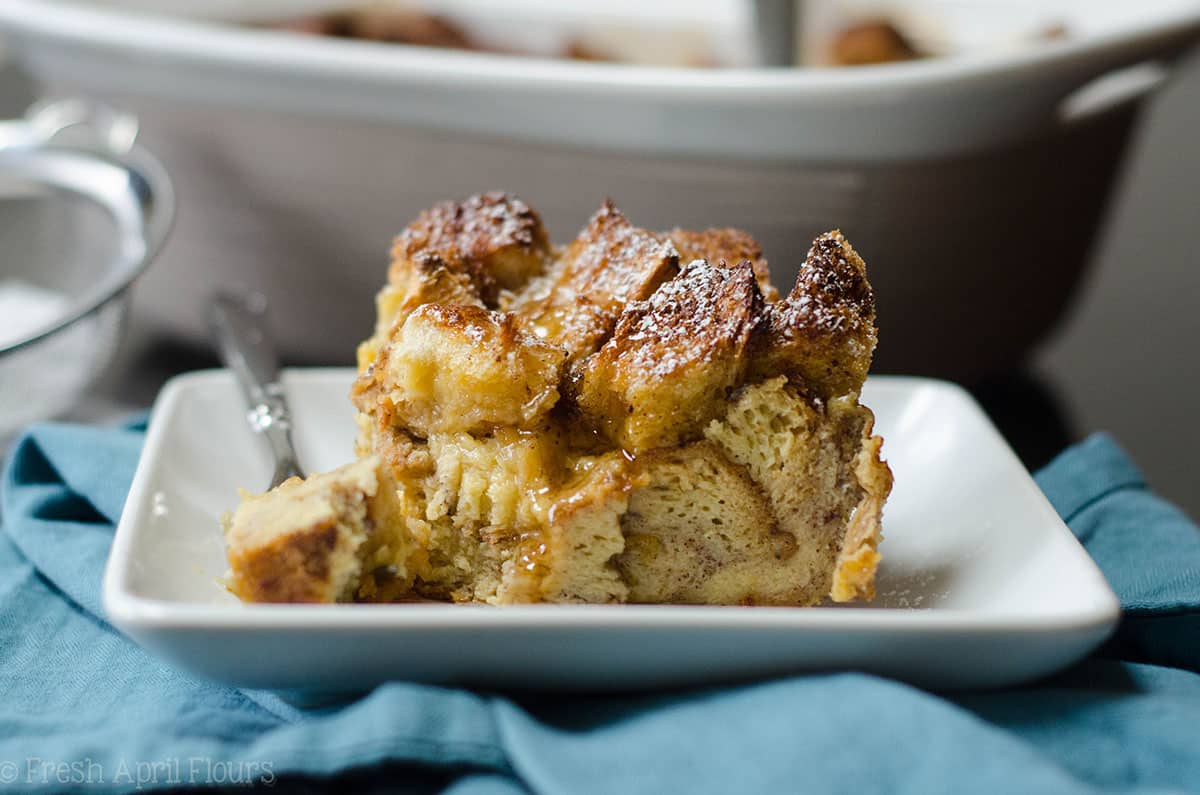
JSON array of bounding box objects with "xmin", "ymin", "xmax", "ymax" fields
[{"xmin": 1, "ymin": 426, "xmax": 1198, "ymax": 794}]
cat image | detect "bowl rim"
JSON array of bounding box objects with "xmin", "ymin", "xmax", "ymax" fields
[{"xmin": 0, "ymin": 126, "xmax": 174, "ymax": 356}]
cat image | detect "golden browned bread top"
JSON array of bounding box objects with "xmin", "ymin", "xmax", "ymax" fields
[
  {"xmin": 750, "ymin": 231, "xmax": 877, "ymax": 399},
  {"xmin": 354, "ymin": 193, "xmax": 878, "ymax": 451},
  {"xmin": 602, "ymin": 260, "xmax": 763, "ymax": 379},
  {"xmin": 667, "ymin": 226, "xmax": 779, "ymax": 301},
  {"xmin": 392, "ymin": 191, "xmax": 550, "ymax": 306},
  {"xmin": 575, "ymin": 260, "xmax": 762, "ymax": 452},
  {"xmin": 512, "ymin": 200, "xmax": 679, "ymax": 364},
  {"xmin": 368, "ymin": 303, "xmax": 564, "ymax": 436}
]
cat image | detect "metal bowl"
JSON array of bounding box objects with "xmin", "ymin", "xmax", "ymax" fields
[{"xmin": 0, "ymin": 100, "xmax": 173, "ymax": 438}]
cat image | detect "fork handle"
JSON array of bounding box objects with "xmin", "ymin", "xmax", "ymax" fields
[{"xmin": 208, "ymin": 292, "xmax": 305, "ymax": 488}]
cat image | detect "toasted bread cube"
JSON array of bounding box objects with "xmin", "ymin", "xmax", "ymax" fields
[
  {"xmin": 750, "ymin": 230, "xmax": 877, "ymax": 399},
  {"xmin": 513, "ymin": 200, "xmax": 678, "ymax": 363},
  {"xmin": 667, "ymin": 227, "xmax": 779, "ymax": 301},
  {"xmin": 358, "ymin": 253, "xmax": 485, "ymax": 372},
  {"xmin": 391, "ymin": 191, "xmax": 551, "ymax": 306},
  {"xmin": 375, "ymin": 304, "xmax": 565, "ymax": 435},
  {"xmin": 575, "ymin": 260, "xmax": 762, "ymax": 452}
]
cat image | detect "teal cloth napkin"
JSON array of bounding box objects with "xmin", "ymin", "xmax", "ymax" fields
[{"xmin": 2, "ymin": 424, "xmax": 1198, "ymax": 794}]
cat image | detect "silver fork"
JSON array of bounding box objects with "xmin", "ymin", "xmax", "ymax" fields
[{"xmin": 208, "ymin": 292, "xmax": 306, "ymax": 489}]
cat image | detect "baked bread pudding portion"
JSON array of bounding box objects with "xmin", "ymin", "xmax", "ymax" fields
[{"xmin": 224, "ymin": 193, "xmax": 891, "ymax": 605}]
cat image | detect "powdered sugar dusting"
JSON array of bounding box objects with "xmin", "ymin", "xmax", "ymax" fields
[
  {"xmin": 399, "ymin": 191, "xmax": 545, "ymax": 259},
  {"xmin": 614, "ymin": 259, "xmax": 759, "ymax": 378},
  {"xmin": 507, "ymin": 200, "xmax": 679, "ymax": 362}
]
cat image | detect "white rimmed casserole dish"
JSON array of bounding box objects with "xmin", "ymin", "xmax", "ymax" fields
[{"xmin": 2, "ymin": 0, "xmax": 1197, "ymax": 377}]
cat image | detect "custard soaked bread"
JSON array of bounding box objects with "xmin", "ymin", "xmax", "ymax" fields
[{"xmin": 224, "ymin": 193, "xmax": 891, "ymax": 605}]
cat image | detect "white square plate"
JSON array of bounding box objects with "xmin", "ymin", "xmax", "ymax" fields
[{"xmin": 104, "ymin": 370, "xmax": 1119, "ymax": 692}]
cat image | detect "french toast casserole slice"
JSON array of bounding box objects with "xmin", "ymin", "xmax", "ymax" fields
[{"xmin": 223, "ymin": 192, "xmax": 892, "ymax": 605}]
